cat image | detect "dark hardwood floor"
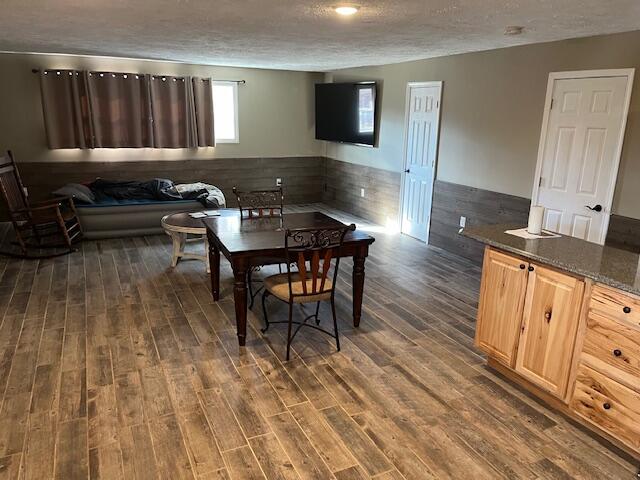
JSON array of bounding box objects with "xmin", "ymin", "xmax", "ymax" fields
[{"xmin": 0, "ymin": 204, "xmax": 636, "ymax": 479}]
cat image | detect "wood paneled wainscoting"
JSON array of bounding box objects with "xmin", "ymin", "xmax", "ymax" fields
[
  {"xmin": 10, "ymin": 155, "xmax": 640, "ymax": 257},
  {"xmin": 323, "ymin": 157, "xmax": 401, "ymax": 227},
  {"xmin": 430, "ymin": 180, "xmax": 640, "ymax": 262},
  {"xmin": 15, "ymin": 156, "xmax": 325, "ymax": 206},
  {"xmin": 606, "ymin": 214, "xmax": 640, "ymax": 253},
  {"xmin": 429, "ymin": 181, "xmax": 532, "ymax": 263}
]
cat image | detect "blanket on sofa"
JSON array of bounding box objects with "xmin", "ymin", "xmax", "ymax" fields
[{"xmin": 86, "ymin": 178, "xmax": 226, "ymax": 208}]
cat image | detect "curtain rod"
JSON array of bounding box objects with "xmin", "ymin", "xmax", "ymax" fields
[{"xmin": 31, "ymin": 68, "xmax": 246, "ymax": 83}]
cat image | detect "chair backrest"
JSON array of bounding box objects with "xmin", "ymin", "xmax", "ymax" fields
[
  {"xmin": 0, "ymin": 151, "xmax": 29, "ymax": 217},
  {"xmin": 284, "ymin": 223, "xmax": 356, "ymax": 299},
  {"xmin": 233, "ymin": 186, "xmax": 283, "ymax": 219}
]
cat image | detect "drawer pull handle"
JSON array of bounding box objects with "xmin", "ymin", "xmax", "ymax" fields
[
  {"xmin": 623, "ymin": 306, "xmax": 631, "ymax": 314},
  {"xmin": 613, "ymin": 349, "xmax": 622, "ymax": 357},
  {"xmin": 519, "ymin": 264, "xmax": 526, "ymax": 270},
  {"xmin": 528, "ymin": 266, "xmax": 534, "ymax": 272},
  {"xmin": 603, "ymin": 403, "xmax": 611, "ymax": 410}
]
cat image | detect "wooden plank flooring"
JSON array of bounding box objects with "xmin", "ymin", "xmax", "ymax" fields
[{"xmin": 0, "ymin": 204, "xmax": 637, "ymax": 479}]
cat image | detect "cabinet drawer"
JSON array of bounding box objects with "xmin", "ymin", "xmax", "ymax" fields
[
  {"xmin": 590, "ymin": 285, "xmax": 640, "ymax": 327},
  {"xmin": 582, "ymin": 310, "xmax": 640, "ymax": 391},
  {"xmin": 570, "ymin": 364, "xmax": 640, "ymax": 452}
]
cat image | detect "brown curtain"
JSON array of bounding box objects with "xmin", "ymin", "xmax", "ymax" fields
[
  {"xmin": 87, "ymin": 72, "xmax": 153, "ymax": 148},
  {"xmin": 40, "ymin": 70, "xmax": 216, "ymax": 149},
  {"xmin": 192, "ymin": 77, "xmax": 215, "ymax": 147},
  {"xmin": 149, "ymin": 75, "xmax": 197, "ymax": 148},
  {"xmin": 39, "ymin": 70, "xmax": 93, "ymax": 149}
]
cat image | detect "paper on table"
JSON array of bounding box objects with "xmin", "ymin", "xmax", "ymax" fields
[
  {"xmin": 504, "ymin": 228, "xmax": 560, "ymax": 239},
  {"xmin": 189, "ymin": 211, "xmax": 221, "ymax": 218}
]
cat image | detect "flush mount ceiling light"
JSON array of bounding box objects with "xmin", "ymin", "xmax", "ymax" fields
[
  {"xmin": 335, "ymin": 5, "xmax": 359, "ymax": 16},
  {"xmin": 504, "ymin": 25, "xmax": 524, "ymax": 35}
]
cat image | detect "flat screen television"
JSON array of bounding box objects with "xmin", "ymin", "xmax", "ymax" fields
[{"xmin": 315, "ymin": 82, "xmax": 377, "ymax": 146}]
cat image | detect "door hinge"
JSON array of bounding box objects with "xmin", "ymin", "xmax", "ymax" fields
[
  {"xmin": 538, "ymin": 177, "xmax": 543, "ymax": 187},
  {"xmin": 550, "ymin": 98, "xmax": 554, "ymax": 110},
  {"xmin": 436, "ymin": 100, "xmax": 440, "ymax": 109}
]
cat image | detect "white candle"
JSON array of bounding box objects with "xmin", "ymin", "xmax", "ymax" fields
[{"xmin": 527, "ymin": 205, "xmax": 545, "ymax": 235}]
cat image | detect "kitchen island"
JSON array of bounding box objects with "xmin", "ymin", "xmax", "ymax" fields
[{"xmin": 461, "ymin": 225, "xmax": 640, "ymax": 460}]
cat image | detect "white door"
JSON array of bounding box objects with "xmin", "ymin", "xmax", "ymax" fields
[
  {"xmin": 534, "ymin": 73, "xmax": 633, "ymax": 244},
  {"xmin": 401, "ymin": 83, "xmax": 442, "ymax": 242}
]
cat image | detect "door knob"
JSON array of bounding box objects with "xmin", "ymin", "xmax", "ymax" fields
[
  {"xmin": 404, "ymin": 169, "xmax": 410, "ymax": 173},
  {"xmin": 585, "ymin": 204, "xmax": 603, "ymax": 212}
]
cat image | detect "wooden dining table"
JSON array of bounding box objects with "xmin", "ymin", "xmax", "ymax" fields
[{"xmin": 202, "ymin": 209, "xmax": 375, "ymax": 346}]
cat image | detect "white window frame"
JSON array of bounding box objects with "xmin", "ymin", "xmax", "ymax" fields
[
  {"xmin": 357, "ymin": 85, "xmax": 375, "ymax": 134},
  {"xmin": 212, "ymin": 81, "xmax": 239, "ymax": 144}
]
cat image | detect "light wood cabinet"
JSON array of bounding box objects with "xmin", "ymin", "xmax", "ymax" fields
[
  {"xmin": 568, "ymin": 285, "xmax": 640, "ymax": 455},
  {"xmin": 475, "ymin": 246, "xmax": 640, "ymax": 457},
  {"xmin": 476, "ymin": 247, "xmax": 584, "ymax": 397},
  {"xmin": 475, "ymin": 248, "xmax": 529, "ymax": 367},
  {"xmin": 515, "ymin": 264, "xmax": 585, "ymax": 397}
]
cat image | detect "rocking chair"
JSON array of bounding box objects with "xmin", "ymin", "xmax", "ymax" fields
[{"xmin": 0, "ymin": 151, "xmax": 83, "ymax": 258}]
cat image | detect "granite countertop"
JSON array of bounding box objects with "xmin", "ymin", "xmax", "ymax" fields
[{"xmin": 460, "ymin": 224, "xmax": 640, "ymax": 297}]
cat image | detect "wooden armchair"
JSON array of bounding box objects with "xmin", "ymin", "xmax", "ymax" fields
[{"xmin": 0, "ymin": 151, "xmax": 82, "ymax": 258}]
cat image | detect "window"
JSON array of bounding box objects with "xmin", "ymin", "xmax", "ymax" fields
[
  {"xmin": 212, "ymin": 81, "xmax": 239, "ymax": 143},
  {"xmin": 358, "ymin": 86, "xmax": 375, "ymax": 134}
]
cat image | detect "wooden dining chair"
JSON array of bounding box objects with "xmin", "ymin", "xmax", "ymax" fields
[
  {"xmin": 232, "ymin": 186, "xmax": 284, "ymax": 219},
  {"xmin": 233, "ymin": 186, "xmax": 285, "ymax": 308},
  {"xmin": 261, "ymin": 223, "xmax": 356, "ymax": 360},
  {"xmin": 0, "ymin": 151, "xmax": 82, "ymax": 258}
]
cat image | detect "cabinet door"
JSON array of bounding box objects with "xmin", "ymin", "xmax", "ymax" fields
[
  {"xmin": 475, "ymin": 248, "xmax": 529, "ymax": 367},
  {"xmin": 515, "ymin": 265, "xmax": 584, "ymax": 398}
]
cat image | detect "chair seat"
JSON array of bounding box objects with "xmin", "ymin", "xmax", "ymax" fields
[{"xmin": 264, "ymin": 272, "xmax": 332, "ymax": 303}]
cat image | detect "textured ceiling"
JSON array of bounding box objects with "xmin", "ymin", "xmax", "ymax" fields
[{"xmin": 1, "ymin": 1, "xmax": 640, "ymax": 71}]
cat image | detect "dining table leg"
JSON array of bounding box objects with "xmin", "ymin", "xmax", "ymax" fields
[
  {"xmin": 209, "ymin": 242, "xmax": 220, "ymax": 301},
  {"xmin": 231, "ymin": 258, "xmax": 249, "ymax": 346},
  {"xmin": 352, "ymin": 247, "xmax": 367, "ymax": 328}
]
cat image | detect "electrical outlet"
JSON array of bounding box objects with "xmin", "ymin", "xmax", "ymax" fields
[
  {"xmin": 459, "ymin": 216, "xmax": 467, "ymax": 228},
  {"xmin": 360, "ymin": 188, "xmax": 365, "ymax": 198},
  {"xmin": 276, "ymin": 178, "xmax": 282, "ymax": 186}
]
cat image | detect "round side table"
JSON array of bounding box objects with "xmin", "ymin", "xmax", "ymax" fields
[{"xmin": 161, "ymin": 212, "xmax": 210, "ymax": 272}]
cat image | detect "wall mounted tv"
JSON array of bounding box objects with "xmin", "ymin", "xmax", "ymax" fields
[{"xmin": 315, "ymin": 82, "xmax": 378, "ymax": 147}]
